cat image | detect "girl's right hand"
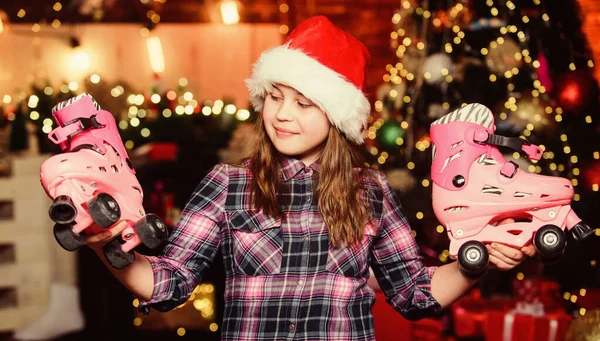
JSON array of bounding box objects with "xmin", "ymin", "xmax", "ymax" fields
[{"xmin": 86, "ymin": 220, "xmax": 129, "ymax": 253}]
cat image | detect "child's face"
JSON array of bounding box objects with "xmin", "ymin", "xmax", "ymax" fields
[{"xmin": 262, "ymin": 84, "xmax": 331, "ymax": 165}]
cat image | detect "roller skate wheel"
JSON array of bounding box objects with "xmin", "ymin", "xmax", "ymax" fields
[
  {"xmin": 107, "ymin": 199, "xmax": 117, "ymax": 209},
  {"xmin": 542, "ymin": 233, "xmax": 558, "ymax": 246},
  {"xmin": 549, "ymin": 211, "xmax": 556, "ymax": 218},
  {"xmin": 134, "ymin": 214, "xmax": 169, "ymax": 249},
  {"xmin": 102, "ymin": 238, "xmax": 135, "ymax": 269},
  {"xmin": 53, "ymin": 223, "xmax": 87, "ymax": 252},
  {"xmin": 533, "ymin": 225, "xmax": 566, "ymax": 264},
  {"xmin": 466, "ymin": 249, "xmax": 482, "ymax": 262},
  {"xmin": 87, "ymin": 193, "xmax": 121, "ymax": 229},
  {"xmin": 458, "ymin": 241, "xmax": 489, "ymax": 279},
  {"xmin": 456, "ymin": 229, "xmax": 463, "ymax": 237}
]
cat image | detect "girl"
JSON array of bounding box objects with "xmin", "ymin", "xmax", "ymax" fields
[{"xmin": 87, "ymin": 16, "xmax": 536, "ymax": 341}]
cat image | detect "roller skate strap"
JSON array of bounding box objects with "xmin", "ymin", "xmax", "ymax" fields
[
  {"xmin": 48, "ymin": 116, "xmax": 103, "ymax": 145},
  {"xmin": 473, "ymin": 129, "xmax": 542, "ymax": 161}
]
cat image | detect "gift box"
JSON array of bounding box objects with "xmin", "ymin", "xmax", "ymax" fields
[
  {"xmin": 451, "ymin": 293, "xmax": 514, "ymax": 338},
  {"xmin": 512, "ymin": 276, "xmax": 563, "ymax": 311},
  {"xmin": 513, "ymin": 277, "xmax": 541, "ymax": 303},
  {"xmin": 484, "ymin": 307, "xmax": 572, "ymax": 341},
  {"xmin": 452, "ymin": 280, "xmax": 568, "ymax": 341}
]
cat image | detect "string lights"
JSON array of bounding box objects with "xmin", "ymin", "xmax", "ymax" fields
[
  {"xmin": 131, "ymin": 283, "xmax": 219, "ymax": 333},
  {"xmin": 279, "ymin": 1, "xmax": 290, "ymax": 35},
  {"xmin": 4, "ymin": 73, "xmax": 252, "ymax": 154}
]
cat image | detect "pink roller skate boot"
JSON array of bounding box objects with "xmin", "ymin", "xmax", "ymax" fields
[
  {"xmin": 430, "ymin": 103, "xmax": 594, "ymax": 278},
  {"xmin": 40, "ymin": 93, "xmax": 168, "ymax": 269}
]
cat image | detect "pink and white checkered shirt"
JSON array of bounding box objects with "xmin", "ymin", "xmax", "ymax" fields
[{"xmin": 139, "ymin": 156, "xmax": 440, "ymax": 340}]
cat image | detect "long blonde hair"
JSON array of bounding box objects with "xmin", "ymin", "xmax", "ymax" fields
[{"xmin": 248, "ymin": 115, "xmax": 373, "ymax": 248}]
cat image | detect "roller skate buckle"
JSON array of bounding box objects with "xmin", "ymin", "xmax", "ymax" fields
[
  {"xmin": 48, "ymin": 116, "xmax": 104, "ymax": 145},
  {"xmin": 521, "ymin": 144, "xmax": 543, "ymax": 161},
  {"xmin": 473, "ymin": 129, "xmax": 542, "ymax": 161}
]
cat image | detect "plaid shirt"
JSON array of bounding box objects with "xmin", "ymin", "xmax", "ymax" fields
[{"xmin": 139, "ymin": 157, "xmax": 441, "ymax": 341}]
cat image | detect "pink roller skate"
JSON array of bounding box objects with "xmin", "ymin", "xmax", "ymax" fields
[
  {"xmin": 40, "ymin": 93, "xmax": 168, "ymax": 269},
  {"xmin": 430, "ymin": 103, "xmax": 594, "ymax": 278}
]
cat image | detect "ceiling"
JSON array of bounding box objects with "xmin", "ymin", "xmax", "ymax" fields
[
  {"xmin": 0, "ymin": 0, "xmax": 399, "ymax": 91},
  {"xmin": 0, "ymin": 0, "xmax": 276, "ymax": 24},
  {"xmin": 0, "ymin": 0, "xmax": 399, "ymax": 24}
]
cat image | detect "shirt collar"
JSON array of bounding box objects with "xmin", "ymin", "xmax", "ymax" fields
[{"xmin": 278, "ymin": 155, "xmax": 320, "ymax": 181}]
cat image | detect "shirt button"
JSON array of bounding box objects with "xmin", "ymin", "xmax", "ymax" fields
[
  {"xmin": 289, "ymin": 323, "xmax": 295, "ymax": 331},
  {"xmin": 306, "ymin": 196, "xmax": 311, "ymax": 202},
  {"xmin": 297, "ymin": 280, "xmax": 303, "ymax": 285},
  {"xmin": 301, "ymin": 236, "xmax": 309, "ymax": 241}
]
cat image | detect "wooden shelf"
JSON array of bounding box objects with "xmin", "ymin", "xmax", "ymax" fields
[{"xmin": 0, "ymin": 155, "xmax": 53, "ymax": 332}]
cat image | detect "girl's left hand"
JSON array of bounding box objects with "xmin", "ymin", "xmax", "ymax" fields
[{"xmin": 487, "ymin": 218, "xmax": 537, "ymax": 271}]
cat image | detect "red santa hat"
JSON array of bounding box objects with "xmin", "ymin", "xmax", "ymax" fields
[{"xmin": 245, "ymin": 16, "xmax": 371, "ymax": 144}]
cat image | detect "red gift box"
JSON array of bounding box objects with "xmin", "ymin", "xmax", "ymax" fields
[
  {"xmin": 512, "ymin": 277, "xmax": 564, "ymax": 312},
  {"xmin": 452, "ymin": 280, "xmax": 568, "ymax": 341},
  {"xmin": 452, "ymin": 294, "xmax": 514, "ymax": 338},
  {"xmin": 484, "ymin": 309, "xmax": 572, "ymax": 341},
  {"xmin": 513, "ymin": 277, "xmax": 541, "ymax": 303}
]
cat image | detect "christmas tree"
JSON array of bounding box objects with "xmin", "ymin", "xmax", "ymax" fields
[{"xmin": 365, "ymin": 0, "xmax": 600, "ymax": 313}]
